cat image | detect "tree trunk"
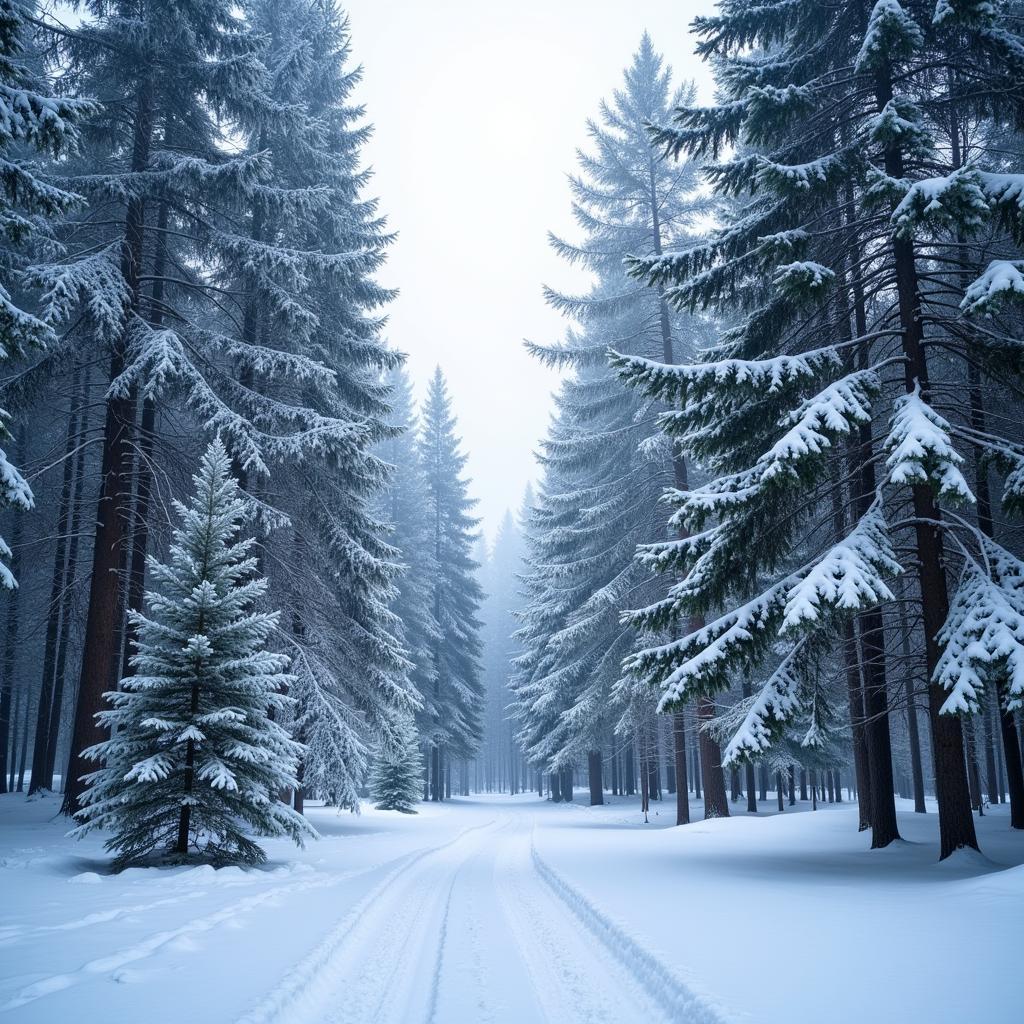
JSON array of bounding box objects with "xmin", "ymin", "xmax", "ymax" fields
[
  {"xmin": 62, "ymin": 76, "xmax": 154, "ymax": 817},
  {"xmin": 964, "ymin": 718, "xmax": 982, "ymax": 814},
  {"xmin": 16, "ymin": 690, "xmax": 30, "ymax": 792},
  {"xmin": 44, "ymin": 400, "xmax": 90, "ymax": 792},
  {"xmin": 0, "ymin": 439, "xmax": 25, "ymax": 794},
  {"xmin": 899, "ymin": 597, "xmax": 928, "ymax": 814},
  {"xmin": 698, "ymin": 698, "xmax": 729, "ymax": 818},
  {"xmin": 587, "ymin": 750, "xmax": 604, "ymax": 806},
  {"xmin": 29, "ymin": 377, "xmax": 83, "ymax": 794},
  {"xmin": 640, "ymin": 747, "xmax": 650, "ymax": 823},
  {"xmin": 875, "ymin": 62, "xmax": 977, "ymax": 859},
  {"xmin": 672, "ymin": 711, "xmax": 690, "ymax": 825}
]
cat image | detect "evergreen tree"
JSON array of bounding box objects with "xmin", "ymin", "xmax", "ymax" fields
[
  {"xmin": 0, "ymin": 0, "xmax": 88, "ymax": 588},
  {"xmin": 237, "ymin": 0, "xmax": 415, "ymax": 812},
  {"xmin": 40, "ymin": 0, "xmax": 268, "ymax": 815},
  {"xmin": 73, "ymin": 440, "xmax": 313, "ymax": 866},
  {"xmin": 616, "ymin": 0, "xmax": 1024, "ymax": 856},
  {"xmin": 35, "ymin": 0, "xmax": 412, "ymax": 814},
  {"xmin": 514, "ymin": 35, "xmax": 721, "ymax": 814},
  {"xmin": 479, "ymin": 503, "xmax": 528, "ymax": 792},
  {"xmin": 375, "ymin": 364, "xmax": 440, "ymax": 733},
  {"xmin": 419, "ymin": 368, "xmax": 484, "ymax": 799},
  {"xmin": 370, "ymin": 713, "xmax": 423, "ymax": 813}
]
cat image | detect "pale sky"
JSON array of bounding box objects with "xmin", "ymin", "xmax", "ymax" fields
[{"xmin": 344, "ymin": 0, "xmax": 716, "ymax": 540}]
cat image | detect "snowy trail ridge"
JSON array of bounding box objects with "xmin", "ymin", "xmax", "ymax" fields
[{"xmin": 239, "ymin": 808, "xmax": 721, "ymax": 1024}]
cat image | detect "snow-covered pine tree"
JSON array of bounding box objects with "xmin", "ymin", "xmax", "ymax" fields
[
  {"xmin": 370, "ymin": 713, "xmax": 423, "ymax": 813},
  {"xmin": 419, "ymin": 368, "xmax": 484, "ymax": 800},
  {"xmin": 515, "ymin": 35, "xmax": 720, "ymax": 815},
  {"xmin": 38, "ymin": 0, "xmax": 266, "ymax": 815},
  {"xmin": 230, "ymin": 0, "xmax": 415, "ymax": 813},
  {"xmin": 73, "ymin": 440, "xmax": 313, "ymax": 866},
  {"xmin": 478, "ymin": 504, "xmax": 528, "ymax": 793},
  {"xmin": 615, "ymin": 0, "xmax": 1024, "ymax": 857},
  {"xmin": 0, "ymin": 1, "xmax": 88, "ymax": 589},
  {"xmin": 37, "ymin": 0, "xmax": 413, "ymax": 816},
  {"xmin": 375, "ymin": 364, "xmax": 440, "ymax": 770}
]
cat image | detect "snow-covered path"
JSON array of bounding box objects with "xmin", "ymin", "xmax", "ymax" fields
[
  {"xmin": 240, "ymin": 810, "xmax": 699, "ymax": 1024},
  {"xmin": 2, "ymin": 792, "xmax": 1021, "ymax": 1024}
]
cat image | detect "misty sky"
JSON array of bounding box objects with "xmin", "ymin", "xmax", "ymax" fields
[{"xmin": 344, "ymin": 0, "xmax": 715, "ymax": 541}]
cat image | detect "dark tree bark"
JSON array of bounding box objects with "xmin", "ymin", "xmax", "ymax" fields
[
  {"xmin": 698, "ymin": 698, "xmax": 729, "ymax": 819},
  {"xmin": 0, "ymin": 438, "xmax": 25, "ymax": 794},
  {"xmin": 898, "ymin": 598, "xmax": 927, "ymax": 814},
  {"xmin": 560, "ymin": 766, "xmax": 573, "ymax": 803},
  {"xmin": 44, "ymin": 400, "xmax": 90, "ymax": 792},
  {"xmin": 62, "ymin": 77, "xmax": 155, "ymax": 816},
  {"xmin": 964, "ymin": 719, "xmax": 982, "ymax": 815},
  {"xmin": 776, "ymin": 771, "xmax": 784, "ymax": 812},
  {"xmin": 29, "ymin": 376, "xmax": 83, "ymax": 794},
  {"xmin": 873, "ymin": 62, "xmax": 977, "ymax": 859},
  {"xmin": 672, "ymin": 711, "xmax": 689, "ymax": 825},
  {"xmin": 587, "ymin": 749, "xmax": 604, "ymax": 806},
  {"xmin": 16, "ymin": 690, "xmax": 30, "ymax": 792}
]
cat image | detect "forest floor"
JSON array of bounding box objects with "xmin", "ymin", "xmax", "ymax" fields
[{"xmin": 0, "ymin": 790, "xmax": 1020, "ymax": 1024}]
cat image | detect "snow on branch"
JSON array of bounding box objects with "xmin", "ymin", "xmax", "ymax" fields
[
  {"xmin": 758, "ymin": 370, "xmax": 880, "ymax": 483},
  {"xmin": 890, "ymin": 166, "xmax": 989, "ymax": 238},
  {"xmin": 936, "ymin": 536, "xmax": 1024, "ymax": 713},
  {"xmin": 856, "ymin": 0, "xmax": 924, "ymax": 72},
  {"xmin": 611, "ymin": 346, "xmax": 839, "ymax": 405},
  {"xmin": 722, "ymin": 645, "xmax": 804, "ymax": 765},
  {"xmin": 884, "ymin": 385, "xmax": 974, "ymax": 503},
  {"xmin": 623, "ymin": 581, "xmax": 791, "ymax": 708},
  {"xmin": 960, "ymin": 260, "xmax": 1024, "ymax": 315},
  {"xmin": 781, "ymin": 503, "xmax": 901, "ymax": 633}
]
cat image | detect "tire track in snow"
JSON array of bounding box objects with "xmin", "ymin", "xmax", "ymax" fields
[
  {"xmin": 236, "ymin": 817, "xmax": 501, "ymax": 1024},
  {"xmin": 529, "ymin": 831, "xmax": 728, "ymax": 1024},
  {"xmin": 0, "ymin": 829, "xmax": 478, "ymax": 1016},
  {"xmin": 495, "ymin": 828, "xmax": 672, "ymax": 1024}
]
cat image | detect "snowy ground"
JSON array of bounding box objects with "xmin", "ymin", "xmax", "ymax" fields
[{"xmin": 1, "ymin": 791, "xmax": 1020, "ymax": 1024}]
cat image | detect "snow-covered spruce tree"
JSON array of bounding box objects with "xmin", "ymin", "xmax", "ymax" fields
[
  {"xmin": 419, "ymin": 368, "xmax": 484, "ymax": 800},
  {"xmin": 478, "ymin": 503, "xmax": 528, "ymax": 793},
  {"xmin": 226, "ymin": 0, "xmax": 415, "ymax": 812},
  {"xmin": 615, "ymin": 0, "xmax": 1024, "ymax": 857},
  {"xmin": 370, "ymin": 713, "xmax": 423, "ymax": 813},
  {"xmin": 0, "ymin": 1, "xmax": 89, "ymax": 589},
  {"xmin": 516, "ymin": 35, "xmax": 720, "ymax": 818},
  {"xmin": 375, "ymin": 364, "xmax": 440, "ymax": 761},
  {"xmin": 73, "ymin": 440, "xmax": 313, "ymax": 866},
  {"xmin": 38, "ymin": 0, "xmax": 267, "ymax": 815},
  {"xmin": 38, "ymin": 0, "xmax": 412, "ymax": 815}
]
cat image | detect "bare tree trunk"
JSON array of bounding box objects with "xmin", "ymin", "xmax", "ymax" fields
[
  {"xmin": 587, "ymin": 749, "xmax": 604, "ymax": 806},
  {"xmin": 697, "ymin": 698, "xmax": 729, "ymax": 819},
  {"xmin": 45, "ymin": 400, "xmax": 90, "ymax": 791},
  {"xmin": 0, "ymin": 437, "xmax": 25, "ymax": 793},
  {"xmin": 62, "ymin": 77, "xmax": 154, "ymax": 816},
  {"xmin": 29, "ymin": 376, "xmax": 83, "ymax": 794},
  {"xmin": 672, "ymin": 711, "xmax": 689, "ymax": 825}
]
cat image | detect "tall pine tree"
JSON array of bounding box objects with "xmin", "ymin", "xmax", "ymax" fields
[
  {"xmin": 419, "ymin": 368, "xmax": 484, "ymax": 800},
  {"xmin": 615, "ymin": 0, "xmax": 1024, "ymax": 857}
]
